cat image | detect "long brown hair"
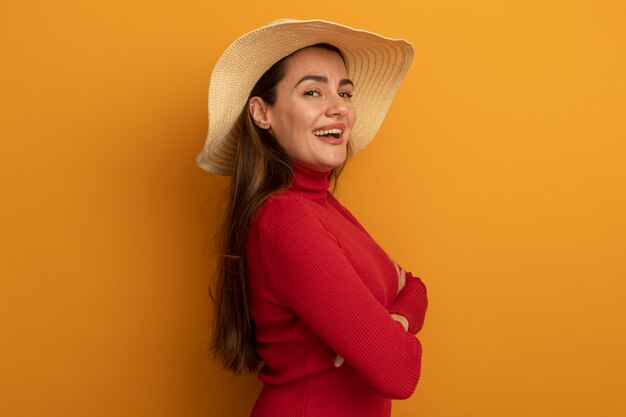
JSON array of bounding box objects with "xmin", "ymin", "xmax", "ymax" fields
[{"xmin": 210, "ymin": 44, "xmax": 348, "ymax": 373}]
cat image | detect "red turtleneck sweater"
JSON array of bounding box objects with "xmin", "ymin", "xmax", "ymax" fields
[{"xmin": 246, "ymin": 163, "xmax": 428, "ymax": 417}]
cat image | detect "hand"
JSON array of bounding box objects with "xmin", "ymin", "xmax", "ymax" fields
[
  {"xmin": 393, "ymin": 260, "xmax": 406, "ymax": 296},
  {"xmin": 333, "ymin": 313, "xmax": 409, "ymax": 368},
  {"xmin": 334, "ymin": 354, "xmax": 345, "ymax": 368},
  {"xmin": 390, "ymin": 313, "xmax": 409, "ymax": 331}
]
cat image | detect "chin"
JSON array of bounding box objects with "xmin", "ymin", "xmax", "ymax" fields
[
  {"xmin": 301, "ymin": 157, "xmax": 345, "ymax": 172},
  {"xmin": 320, "ymin": 155, "xmax": 347, "ymax": 171},
  {"xmin": 298, "ymin": 147, "xmax": 348, "ymax": 172}
]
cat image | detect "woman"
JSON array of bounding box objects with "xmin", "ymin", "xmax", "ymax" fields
[{"xmin": 197, "ymin": 19, "xmax": 428, "ymax": 417}]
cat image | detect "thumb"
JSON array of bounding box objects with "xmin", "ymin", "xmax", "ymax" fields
[{"xmin": 334, "ymin": 355, "xmax": 345, "ymax": 367}]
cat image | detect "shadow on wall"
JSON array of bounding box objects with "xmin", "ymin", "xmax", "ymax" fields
[
  {"xmin": 193, "ymin": 158, "xmax": 263, "ymax": 415},
  {"xmin": 205, "ymin": 362, "xmax": 262, "ymax": 416}
]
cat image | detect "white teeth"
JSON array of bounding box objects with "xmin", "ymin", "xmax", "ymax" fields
[{"xmin": 312, "ymin": 128, "xmax": 343, "ymax": 136}]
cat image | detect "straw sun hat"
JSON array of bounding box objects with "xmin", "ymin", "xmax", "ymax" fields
[{"xmin": 197, "ymin": 18, "xmax": 414, "ymax": 175}]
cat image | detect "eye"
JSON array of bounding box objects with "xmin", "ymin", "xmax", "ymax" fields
[
  {"xmin": 304, "ymin": 89, "xmax": 321, "ymax": 97},
  {"xmin": 339, "ymin": 91, "xmax": 353, "ymax": 99}
]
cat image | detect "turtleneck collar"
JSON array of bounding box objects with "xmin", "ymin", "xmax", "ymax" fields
[{"xmin": 290, "ymin": 163, "xmax": 331, "ymax": 200}]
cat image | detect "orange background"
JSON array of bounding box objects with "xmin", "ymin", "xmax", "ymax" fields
[{"xmin": 2, "ymin": 1, "xmax": 625, "ymax": 416}]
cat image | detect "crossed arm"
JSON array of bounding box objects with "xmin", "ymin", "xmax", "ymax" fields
[{"xmin": 252, "ymin": 198, "xmax": 428, "ymax": 399}]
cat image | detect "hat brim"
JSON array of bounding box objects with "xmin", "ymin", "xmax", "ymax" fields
[{"xmin": 197, "ymin": 18, "xmax": 414, "ymax": 175}]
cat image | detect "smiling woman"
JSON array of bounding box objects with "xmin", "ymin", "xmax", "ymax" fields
[
  {"xmin": 250, "ymin": 46, "xmax": 355, "ymax": 172},
  {"xmin": 197, "ymin": 19, "xmax": 428, "ymax": 417}
]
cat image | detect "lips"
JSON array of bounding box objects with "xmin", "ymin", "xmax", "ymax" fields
[
  {"xmin": 312, "ymin": 128, "xmax": 343, "ymax": 138},
  {"xmin": 311, "ymin": 123, "xmax": 346, "ymax": 140}
]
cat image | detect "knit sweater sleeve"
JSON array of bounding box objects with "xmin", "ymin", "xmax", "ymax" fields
[
  {"xmin": 252, "ymin": 197, "xmax": 422, "ymax": 400},
  {"xmin": 327, "ymin": 195, "xmax": 428, "ymax": 335},
  {"xmin": 389, "ymin": 273, "xmax": 428, "ymax": 334}
]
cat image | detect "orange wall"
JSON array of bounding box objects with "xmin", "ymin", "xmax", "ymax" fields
[{"xmin": 2, "ymin": 1, "xmax": 625, "ymax": 416}]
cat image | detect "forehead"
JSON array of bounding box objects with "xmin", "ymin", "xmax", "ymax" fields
[{"xmin": 283, "ymin": 47, "xmax": 348, "ymax": 79}]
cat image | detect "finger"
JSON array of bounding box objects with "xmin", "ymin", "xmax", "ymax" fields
[
  {"xmin": 391, "ymin": 259, "xmax": 406, "ymax": 295},
  {"xmin": 390, "ymin": 313, "xmax": 409, "ymax": 332},
  {"xmin": 334, "ymin": 355, "xmax": 344, "ymax": 368},
  {"xmin": 392, "ymin": 260, "xmax": 400, "ymax": 274}
]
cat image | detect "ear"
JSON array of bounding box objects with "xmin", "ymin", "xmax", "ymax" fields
[{"xmin": 249, "ymin": 96, "xmax": 272, "ymax": 130}]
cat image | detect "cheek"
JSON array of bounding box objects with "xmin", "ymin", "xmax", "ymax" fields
[
  {"xmin": 340, "ymin": 103, "xmax": 356, "ymax": 132},
  {"xmin": 278, "ymin": 104, "xmax": 318, "ymax": 133},
  {"xmin": 297, "ymin": 105, "xmax": 324, "ymax": 127}
]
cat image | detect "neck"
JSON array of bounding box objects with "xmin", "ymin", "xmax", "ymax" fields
[{"xmin": 290, "ymin": 162, "xmax": 332, "ymax": 200}]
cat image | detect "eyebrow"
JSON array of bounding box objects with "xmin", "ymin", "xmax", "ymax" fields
[{"xmin": 293, "ymin": 75, "xmax": 354, "ymax": 89}]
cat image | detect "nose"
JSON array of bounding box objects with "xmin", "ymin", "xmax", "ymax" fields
[{"xmin": 325, "ymin": 93, "xmax": 350, "ymax": 118}]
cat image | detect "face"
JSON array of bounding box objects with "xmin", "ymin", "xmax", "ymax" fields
[{"xmin": 251, "ymin": 47, "xmax": 356, "ymax": 172}]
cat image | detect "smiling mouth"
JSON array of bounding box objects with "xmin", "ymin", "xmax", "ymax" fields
[{"xmin": 312, "ymin": 128, "xmax": 343, "ymax": 139}]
